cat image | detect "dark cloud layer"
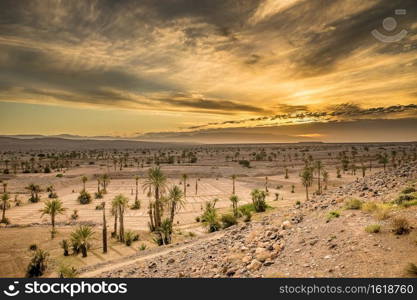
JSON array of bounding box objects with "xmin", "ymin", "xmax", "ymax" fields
[{"xmin": 0, "ymin": 0, "xmax": 417, "ymax": 140}]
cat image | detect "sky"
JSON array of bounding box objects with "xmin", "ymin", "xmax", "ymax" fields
[{"xmin": 0, "ymin": 0, "xmax": 416, "ymax": 143}]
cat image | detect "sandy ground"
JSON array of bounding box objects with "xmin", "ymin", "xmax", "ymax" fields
[{"xmin": 0, "ymin": 145, "xmax": 392, "ymax": 277}]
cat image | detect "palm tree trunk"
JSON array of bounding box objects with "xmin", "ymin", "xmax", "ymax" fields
[
  {"xmin": 135, "ymin": 180, "xmax": 138, "ymax": 201},
  {"xmin": 154, "ymin": 187, "xmax": 161, "ymax": 228},
  {"xmin": 305, "ymin": 186, "xmax": 309, "ymax": 201},
  {"xmin": 113, "ymin": 212, "xmax": 118, "ymax": 237},
  {"xmin": 232, "ymin": 178, "xmax": 235, "ymax": 195},
  {"xmin": 170, "ymin": 202, "xmax": 176, "ymax": 224},
  {"xmin": 2, "ymin": 203, "xmax": 6, "ymax": 220},
  {"xmin": 102, "ymin": 202, "xmax": 107, "ymax": 253},
  {"xmin": 149, "ymin": 202, "xmax": 155, "ymax": 231},
  {"xmin": 119, "ymin": 206, "xmax": 124, "ymax": 242}
]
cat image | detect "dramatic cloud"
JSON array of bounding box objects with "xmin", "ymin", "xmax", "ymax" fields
[{"xmin": 0, "ymin": 0, "xmax": 416, "ymax": 141}]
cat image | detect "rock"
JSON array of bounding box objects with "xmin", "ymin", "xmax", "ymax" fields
[
  {"xmin": 282, "ymin": 220, "xmax": 291, "ymax": 229},
  {"xmin": 247, "ymin": 259, "xmax": 262, "ymax": 271},
  {"xmin": 167, "ymin": 258, "xmax": 175, "ymax": 265}
]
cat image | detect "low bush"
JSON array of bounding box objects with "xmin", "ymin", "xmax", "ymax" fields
[
  {"xmin": 402, "ymin": 187, "xmax": 416, "ymax": 194},
  {"xmin": 124, "ymin": 231, "xmax": 139, "ymax": 246},
  {"xmin": 327, "ymin": 211, "xmax": 340, "ymax": 221},
  {"xmin": 345, "ymin": 198, "xmax": 363, "ymax": 210},
  {"xmin": 238, "ymin": 206, "xmax": 252, "ymax": 222},
  {"xmin": 365, "ymin": 224, "xmax": 381, "ymax": 233},
  {"xmin": 220, "ymin": 213, "xmax": 237, "ymax": 229},
  {"xmin": 58, "ymin": 264, "xmax": 78, "ymax": 278},
  {"xmin": 391, "ymin": 217, "xmax": 411, "ymax": 235},
  {"xmin": 26, "ymin": 249, "xmax": 49, "ymax": 278},
  {"xmin": 78, "ymin": 190, "xmax": 92, "ymax": 205}
]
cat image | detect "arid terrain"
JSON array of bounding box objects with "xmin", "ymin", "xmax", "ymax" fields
[{"xmin": 0, "ymin": 138, "xmax": 416, "ymax": 278}]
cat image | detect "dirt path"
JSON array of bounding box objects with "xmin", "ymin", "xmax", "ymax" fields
[{"xmin": 79, "ymin": 230, "xmax": 226, "ymax": 277}]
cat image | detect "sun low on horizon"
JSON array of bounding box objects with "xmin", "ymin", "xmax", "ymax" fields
[{"xmin": 0, "ymin": 0, "xmax": 417, "ymax": 143}]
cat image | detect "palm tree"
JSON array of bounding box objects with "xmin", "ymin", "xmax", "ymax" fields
[
  {"xmin": 26, "ymin": 184, "xmax": 42, "ymax": 202},
  {"xmin": 46, "ymin": 185, "xmax": 57, "ymax": 198},
  {"xmin": 81, "ymin": 176, "xmax": 88, "ymax": 191},
  {"xmin": 111, "ymin": 198, "xmax": 118, "ymax": 238},
  {"xmin": 70, "ymin": 225, "xmax": 94, "ymax": 257},
  {"xmin": 2, "ymin": 182, "xmax": 7, "ymax": 193},
  {"xmin": 167, "ymin": 185, "xmax": 184, "ymax": 224},
  {"xmin": 322, "ymin": 170, "xmax": 329, "ymax": 190},
  {"xmin": 250, "ymin": 189, "xmax": 267, "ymax": 212},
  {"xmin": 40, "ymin": 199, "xmax": 66, "ymax": 238},
  {"xmin": 231, "ymin": 174, "xmax": 236, "ymax": 195},
  {"xmin": 300, "ymin": 167, "xmax": 313, "ymax": 201},
  {"xmin": 379, "ymin": 154, "xmax": 388, "ymax": 171},
  {"xmin": 230, "ymin": 194, "xmax": 239, "ymax": 217},
  {"xmin": 102, "ymin": 202, "xmax": 107, "ymax": 253},
  {"xmin": 182, "ymin": 174, "xmax": 188, "ymax": 199},
  {"xmin": 195, "ymin": 178, "xmax": 198, "ymax": 195},
  {"xmin": 101, "ymin": 174, "xmax": 109, "ymax": 193},
  {"xmin": 1, "ymin": 192, "xmax": 10, "ymax": 224},
  {"xmin": 143, "ymin": 167, "xmax": 167, "ymax": 231},
  {"xmin": 314, "ymin": 160, "xmax": 323, "ymax": 194},
  {"xmin": 265, "ymin": 176, "xmax": 269, "ymax": 192},
  {"xmin": 113, "ymin": 194, "xmax": 129, "ymax": 242},
  {"xmin": 134, "ymin": 175, "xmax": 139, "ymax": 202}
]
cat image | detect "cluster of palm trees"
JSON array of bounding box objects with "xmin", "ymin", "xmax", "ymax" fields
[
  {"xmin": 300, "ymin": 160, "xmax": 329, "ymax": 201},
  {"xmin": 142, "ymin": 167, "xmax": 185, "ymax": 245}
]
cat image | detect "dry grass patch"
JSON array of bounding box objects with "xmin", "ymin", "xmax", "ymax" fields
[
  {"xmin": 365, "ymin": 224, "xmax": 381, "ymax": 233},
  {"xmin": 391, "ymin": 217, "xmax": 411, "ymax": 235},
  {"xmin": 405, "ymin": 263, "xmax": 417, "ymax": 277}
]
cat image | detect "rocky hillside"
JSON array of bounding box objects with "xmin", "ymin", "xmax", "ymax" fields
[{"xmin": 92, "ymin": 165, "xmax": 417, "ymax": 278}]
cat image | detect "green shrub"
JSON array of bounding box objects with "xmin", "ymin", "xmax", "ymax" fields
[
  {"xmin": 26, "ymin": 249, "xmax": 49, "ymax": 278},
  {"xmin": 327, "ymin": 211, "xmax": 340, "ymax": 221},
  {"xmin": 401, "ymin": 200, "xmax": 417, "ymax": 208},
  {"xmin": 402, "ymin": 187, "xmax": 416, "ymax": 194},
  {"xmin": 345, "ymin": 198, "xmax": 363, "ymax": 210},
  {"xmin": 124, "ymin": 231, "xmax": 139, "ymax": 246},
  {"xmin": 58, "ymin": 264, "xmax": 78, "ymax": 278},
  {"xmin": 94, "ymin": 191, "xmax": 103, "ymax": 199},
  {"xmin": 201, "ymin": 201, "xmax": 220, "ymax": 233},
  {"xmin": 56, "ymin": 174, "xmax": 64, "ymax": 178},
  {"xmin": 71, "ymin": 209, "xmax": 79, "ymax": 220},
  {"xmin": 139, "ymin": 244, "xmax": 147, "ymax": 251},
  {"xmin": 394, "ymin": 194, "xmax": 416, "ymax": 204},
  {"xmin": 392, "ymin": 217, "xmax": 411, "ymax": 235},
  {"xmin": 365, "ymin": 224, "xmax": 381, "ymax": 233},
  {"xmin": 238, "ymin": 206, "xmax": 252, "ymax": 222},
  {"xmin": 60, "ymin": 239, "xmax": 69, "ymax": 256},
  {"xmin": 220, "ymin": 213, "xmax": 237, "ymax": 229},
  {"xmin": 131, "ymin": 200, "xmax": 141, "ymax": 210},
  {"xmin": 78, "ymin": 190, "xmax": 92, "ymax": 204}
]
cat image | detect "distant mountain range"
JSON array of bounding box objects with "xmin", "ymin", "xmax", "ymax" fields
[{"xmin": 0, "ymin": 135, "xmax": 190, "ymax": 151}]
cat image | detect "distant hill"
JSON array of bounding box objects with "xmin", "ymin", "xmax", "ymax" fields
[{"xmin": 0, "ymin": 136, "xmax": 188, "ymax": 151}]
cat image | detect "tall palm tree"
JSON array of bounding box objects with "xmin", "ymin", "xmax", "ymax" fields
[
  {"xmin": 81, "ymin": 176, "xmax": 88, "ymax": 191},
  {"xmin": 182, "ymin": 174, "xmax": 188, "ymax": 199},
  {"xmin": 231, "ymin": 174, "xmax": 236, "ymax": 195},
  {"xmin": 230, "ymin": 194, "xmax": 239, "ymax": 217},
  {"xmin": 111, "ymin": 198, "xmax": 118, "ymax": 238},
  {"xmin": 70, "ymin": 225, "xmax": 94, "ymax": 257},
  {"xmin": 314, "ymin": 160, "xmax": 323, "ymax": 194},
  {"xmin": 322, "ymin": 170, "xmax": 329, "ymax": 190},
  {"xmin": 102, "ymin": 202, "xmax": 107, "ymax": 253},
  {"xmin": 40, "ymin": 198, "xmax": 66, "ymax": 238},
  {"xmin": 113, "ymin": 194, "xmax": 129, "ymax": 242},
  {"xmin": 1, "ymin": 192, "xmax": 10, "ymax": 223},
  {"xmin": 101, "ymin": 174, "xmax": 109, "ymax": 193},
  {"xmin": 2, "ymin": 182, "xmax": 7, "ymax": 193},
  {"xmin": 134, "ymin": 175, "xmax": 139, "ymax": 202},
  {"xmin": 143, "ymin": 167, "xmax": 167, "ymax": 231},
  {"xmin": 300, "ymin": 167, "xmax": 313, "ymax": 201},
  {"xmin": 167, "ymin": 185, "xmax": 184, "ymax": 224}
]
